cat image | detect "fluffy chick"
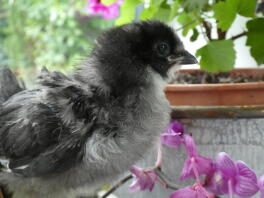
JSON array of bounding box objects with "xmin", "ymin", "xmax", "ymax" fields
[{"xmin": 0, "ymin": 20, "xmax": 197, "ymax": 198}]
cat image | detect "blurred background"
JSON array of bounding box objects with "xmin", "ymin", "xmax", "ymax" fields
[
  {"xmin": 0, "ymin": 0, "xmax": 115, "ymax": 85},
  {"xmin": 0, "ymin": 0, "xmax": 263, "ymax": 86}
]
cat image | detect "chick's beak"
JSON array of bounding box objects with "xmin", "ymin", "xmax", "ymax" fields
[
  {"xmin": 168, "ymin": 50, "xmax": 198, "ymax": 65},
  {"xmin": 179, "ymin": 51, "xmax": 198, "ymax": 65}
]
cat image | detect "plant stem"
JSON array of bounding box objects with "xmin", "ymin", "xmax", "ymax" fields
[
  {"xmin": 155, "ymin": 143, "xmax": 162, "ymax": 169},
  {"xmin": 217, "ymin": 28, "xmax": 227, "ymax": 40},
  {"xmin": 100, "ymin": 174, "xmax": 133, "ymax": 198},
  {"xmin": 192, "ymin": 12, "xmax": 209, "ymax": 42},
  {"xmin": 231, "ymin": 31, "xmax": 247, "ymax": 40},
  {"xmin": 100, "ymin": 167, "xmax": 181, "ymax": 198},
  {"xmin": 198, "ymin": 24, "xmax": 209, "ymax": 42},
  {"xmin": 154, "ymin": 168, "xmax": 179, "ymax": 190},
  {"xmin": 202, "ymin": 21, "xmax": 212, "ymax": 41}
]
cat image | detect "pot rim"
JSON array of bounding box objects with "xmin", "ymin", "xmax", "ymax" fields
[
  {"xmin": 171, "ymin": 105, "xmax": 264, "ymax": 119},
  {"xmin": 166, "ymin": 68, "xmax": 264, "ymax": 92},
  {"xmin": 165, "ymin": 82, "xmax": 264, "ymax": 91}
]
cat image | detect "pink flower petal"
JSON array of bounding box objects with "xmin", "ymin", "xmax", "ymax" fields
[
  {"xmin": 89, "ymin": 0, "xmax": 99, "ymax": 4},
  {"xmin": 102, "ymin": 4, "xmax": 119, "ymax": 19},
  {"xmin": 236, "ymin": 161, "xmax": 257, "ymax": 182},
  {"xmin": 129, "ymin": 166, "xmax": 157, "ymax": 192},
  {"xmin": 235, "ymin": 175, "xmax": 259, "ymax": 197},
  {"xmin": 180, "ymin": 156, "xmax": 214, "ymax": 181},
  {"xmin": 146, "ymin": 172, "xmax": 156, "ymax": 191},
  {"xmin": 129, "ymin": 179, "xmax": 141, "ymax": 192},
  {"xmin": 161, "ymin": 121, "xmax": 184, "ymax": 148},
  {"xmin": 216, "ymin": 152, "xmax": 237, "ymax": 177},
  {"xmin": 170, "ymin": 121, "xmax": 184, "ymax": 134},
  {"xmin": 161, "ymin": 134, "xmax": 182, "ymax": 148},
  {"xmin": 180, "ymin": 159, "xmax": 193, "ymax": 181},
  {"xmin": 85, "ymin": 0, "xmax": 121, "ymax": 19},
  {"xmin": 130, "ymin": 165, "xmax": 144, "ymax": 177},
  {"xmin": 138, "ymin": 171, "xmax": 156, "ymax": 191},
  {"xmin": 183, "ymin": 134, "xmax": 198, "ymax": 157},
  {"xmin": 195, "ymin": 156, "xmax": 214, "ymax": 175},
  {"xmin": 170, "ymin": 183, "xmax": 211, "ymax": 198},
  {"xmin": 170, "ymin": 186, "xmax": 198, "ymax": 198},
  {"xmin": 258, "ymin": 175, "xmax": 264, "ymax": 198}
]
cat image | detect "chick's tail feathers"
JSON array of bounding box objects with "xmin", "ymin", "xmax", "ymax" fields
[
  {"xmin": 0, "ymin": 68, "xmax": 24, "ymax": 105},
  {"xmin": 0, "ymin": 68, "xmax": 21, "ymax": 198},
  {"xmin": 0, "ymin": 68, "xmax": 24, "ymax": 171}
]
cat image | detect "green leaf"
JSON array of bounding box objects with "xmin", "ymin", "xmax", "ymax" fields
[
  {"xmin": 140, "ymin": 7, "xmax": 159, "ymax": 20},
  {"xmin": 152, "ymin": 7, "xmax": 170, "ymax": 22},
  {"xmin": 169, "ymin": 0, "xmax": 180, "ymax": 21},
  {"xmin": 196, "ymin": 40, "xmax": 236, "ymax": 73},
  {"xmin": 101, "ymin": 0, "xmax": 116, "ymax": 6},
  {"xmin": 140, "ymin": 0, "xmax": 170, "ymax": 22},
  {"xmin": 213, "ymin": 0, "xmax": 238, "ymax": 31},
  {"xmin": 213, "ymin": 0, "xmax": 256, "ymax": 31},
  {"xmin": 179, "ymin": 0, "xmax": 208, "ymax": 12},
  {"xmin": 177, "ymin": 12, "xmax": 199, "ymax": 36},
  {"xmin": 237, "ymin": 0, "xmax": 256, "ymax": 17},
  {"xmin": 115, "ymin": 0, "xmax": 142, "ymax": 26},
  {"xmin": 140, "ymin": 0, "xmax": 165, "ymax": 20},
  {"xmin": 190, "ymin": 28, "xmax": 199, "ymax": 41},
  {"xmin": 149, "ymin": 0, "xmax": 164, "ymax": 7},
  {"xmin": 246, "ymin": 18, "xmax": 264, "ymax": 65}
]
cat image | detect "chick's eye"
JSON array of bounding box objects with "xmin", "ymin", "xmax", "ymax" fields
[{"xmin": 156, "ymin": 42, "xmax": 170, "ymax": 57}]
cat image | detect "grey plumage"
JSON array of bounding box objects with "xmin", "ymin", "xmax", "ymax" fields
[
  {"xmin": 0, "ymin": 68, "xmax": 24, "ymax": 104},
  {"xmin": 0, "ymin": 20, "xmax": 197, "ymax": 198}
]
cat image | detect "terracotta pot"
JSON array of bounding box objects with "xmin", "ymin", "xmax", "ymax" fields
[{"xmin": 165, "ymin": 68, "xmax": 264, "ymax": 106}]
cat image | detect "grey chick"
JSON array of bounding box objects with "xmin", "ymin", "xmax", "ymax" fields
[{"xmin": 0, "ymin": 20, "xmax": 197, "ymax": 198}]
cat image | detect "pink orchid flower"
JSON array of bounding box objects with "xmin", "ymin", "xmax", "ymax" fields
[
  {"xmin": 129, "ymin": 166, "xmax": 157, "ymax": 192},
  {"xmin": 206, "ymin": 152, "xmax": 259, "ymax": 198},
  {"xmin": 161, "ymin": 121, "xmax": 184, "ymax": 148},
  {"xmin": 170, "ymin": 182, "xmax": 215, "ymax": 198},
  {"xmin": 85, "ymin": 0, "xmax": 122, "ymax": 19},
  {"xmin": 180, "ymin": 134, "xmax": 214, "ymax": 181}
]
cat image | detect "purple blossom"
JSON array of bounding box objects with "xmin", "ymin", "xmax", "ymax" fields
[
  {"xmin": 183, "ymin": 134, "xmax": 198, "ymax": 157},
  {"xmin": 85, "ymin": 0, "xmax": 122, "ymax": 19},
  {"xmin": 161, "ymin": 121, "xmax": 184, "ymax": 148},
  {"xmin": 129, "ymin": 166, "xmax": 157, "ymax": 192},
  {"xmin": 180, "ymin": 155, "xmax": 214, "ymax": 181},
  {"xmin": 170, "ymin": 182, "xmax": 215, "ymax": 198},
  {"xmin": 206, "ymin": 152, "xmax": 259, "ymax": 197},
  {"xmin": 180, "ymin": 134, "xmax": 214, "ymax": 181},
  {"xmin": 258, "ymin": 175, "xmax": 264, "ymax": 198}
]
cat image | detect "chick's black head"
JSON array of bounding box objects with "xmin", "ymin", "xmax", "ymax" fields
[
  {"xmin": 126, "ymin": 20, "xmax": 197, "ymax": 77},
  {"xmin": 92, "ymin": 20, "xmax": 197, "ymax": 92}
]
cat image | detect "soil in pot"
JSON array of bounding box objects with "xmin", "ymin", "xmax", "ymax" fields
[{"xmin": 170, "ymin": 70, "xmax": 264, "ymax": 84}]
